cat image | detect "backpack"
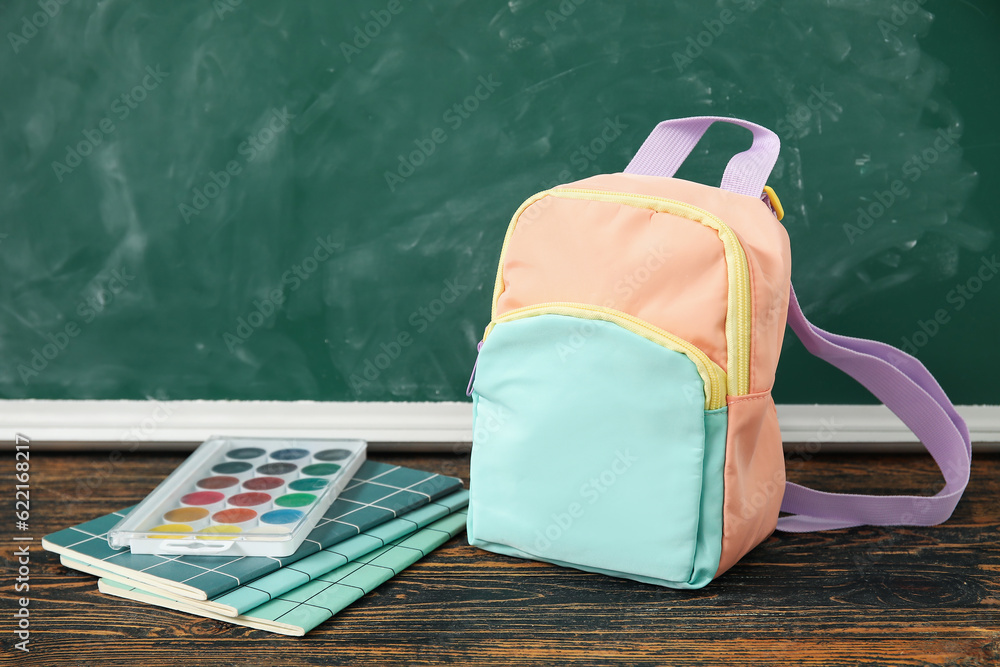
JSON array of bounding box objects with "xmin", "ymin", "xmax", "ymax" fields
[{"xmin": 465, "ymin": 116, "xmax": 972, "ymax": 588}]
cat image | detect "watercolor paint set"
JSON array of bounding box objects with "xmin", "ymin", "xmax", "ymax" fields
[{"xmin": 107, "ymin": 436, "xmax": 366, "ymax": 557}]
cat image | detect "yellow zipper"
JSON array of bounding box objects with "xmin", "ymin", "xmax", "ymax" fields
[
  {"xmin": 490, "ymin": 188, "xmax": 752, "ymax": 397},
  {"xmin": 484, "ymin": 301, "xmax": 727, "ymax": 410}
]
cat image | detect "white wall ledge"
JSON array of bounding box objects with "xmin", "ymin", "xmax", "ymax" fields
[{"xmin": 1, "ymin": 400, "xmax": 996, "ymax": 452}]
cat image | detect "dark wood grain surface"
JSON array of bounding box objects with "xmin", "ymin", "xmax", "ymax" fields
[{"xmin": 3, "ymin": 449, "xmax": 998, "ymax": 666}]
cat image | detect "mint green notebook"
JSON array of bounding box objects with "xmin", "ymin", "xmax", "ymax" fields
[{"xmin": 97, "ymin": 508, "xmax": 468, "ymax": 636}]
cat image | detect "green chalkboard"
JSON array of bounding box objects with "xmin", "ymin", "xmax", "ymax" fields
[{"xmin": 1, "ymin": 0, "xmax": 997, "ymax": 404}]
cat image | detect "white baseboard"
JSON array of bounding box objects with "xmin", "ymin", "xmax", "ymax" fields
[
  {"xmin": 774, "ymin": 404, "xmax": 998, "ymax": 452},
  {"xmin": 1, "ymin": 400, "xmax": 996, "ymax": 452}
]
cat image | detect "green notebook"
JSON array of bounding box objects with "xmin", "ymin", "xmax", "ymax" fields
[
  {"xmin": 43, "ymin": 461, "xmax": 463, "ymax": 600},
  {"xmin": 97, "ymin": 508, "xmax": 468, "ymax": 636},
  {"xmin": 65, "ymin": 489, "xmax": 468, "ymax": 617}
]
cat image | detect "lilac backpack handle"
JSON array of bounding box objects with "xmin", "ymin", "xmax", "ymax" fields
[
  {"xmin": 624, "ymin": 116, "xmax": 780, "ymax": 198},
  {"xmin": 777, "ymin": 287, "xmax": 972, "ymax": 531}
]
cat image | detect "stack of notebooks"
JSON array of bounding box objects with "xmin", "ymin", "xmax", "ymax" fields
[{"xmin": 43, "ymin": 461, "xmax": 468, "ymax": 636}]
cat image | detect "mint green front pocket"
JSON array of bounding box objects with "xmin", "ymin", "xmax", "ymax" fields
[{"xmin": 467, "ymin": 311, "xmax": 726, "ymax": 589}]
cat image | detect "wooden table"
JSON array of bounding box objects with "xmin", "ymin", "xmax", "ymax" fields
[{"xmin": 8, "ymin": 450, "xmax": 999, "ymax": 666}]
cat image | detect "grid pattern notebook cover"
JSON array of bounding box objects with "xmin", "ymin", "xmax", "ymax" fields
[
  {"xmin": 98, "ymin": 508, "xmax": 469, "ymax": 636},
  {"xmin": 64, "ymin": 489, "xmax": 468, "ymax": 617},
  {"xmin": 43, "ymin": 461, "xmax": 462, "ymax": 600}
]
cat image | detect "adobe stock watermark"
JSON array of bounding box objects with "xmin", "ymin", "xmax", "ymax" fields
[
  {"xmin": 851, "ymin": 530, "xmax": 903, "ymax": 574},
  {"xmin": 340, "ymin": 0, "xmax": 414, "ymax": 63},
  {"xmin": 544, "ymin": 0, "xmax": 588, "ymax": 30},
  {"xmin": 843, "ymin": 126, "xmax": 961, "ymax": 244},
  {"xmin": 533, "ymin": 449, "xmax": 638, "ymax": 553},
  {"xmin": 785, "ymin": 417, "xmax": 840, "ymax": 465},
  {"xmin": 733, "ymin": 417, "xmax": 841, "ymax": 531},
  {"xmin": 899, "ymin": 254, "xmax": 999, "ymax": 356},
  {"xmin": 467, "ymin": 402, "xmax": 510, "ymax": 452},
  {"xmin": 555, "ymin": 313, "xmax": 705, "ymax": 408},
  {"xmin": 735, "ymin": 467, "xmax": 786, "ymax": 529},
  {"xmin": 459, "ymin": 343, "xmax": 514, "ymax": 455},
  {"xmin": 8, "ymin": 0, "xmax": 69, "ymax": 54},
  {"xmin": 878, "ymin": 0, "xmax": 929, "ymax": 39},
  {"xmin": 774, "ymin": 85, "xmax": 836, "ymax": 140},
  {"xmin": 521, "ymin": 117, "xmax": 629, "ymax": 211},
  {"xmin": 673, "ymin": 0, "xmax": 759, "ymax": 73},
  {"xmin": 51, "ymin": 66, "xmax": 169, "ymax": 182},
  {"xmin": 349, "ymin": 277, "xmax": 470, "ymax": 393},
  {"xmin": 179, "ymin": 107, "xmax": 295, "ymax": 223},
  {"xmin": 13, "ymin": 434, "xmax": 31, "ymax": 653},
  {"xmin": 568, "ymin": 117, "xmax": 629, "ymax": 173},
  {"xmin": 384, "ymin": 75, "xmax": 502, "ymax": 192},
  {"xmin": 16, "ymin": 266, "xmax": 135, "ymax": 384},
  {"xmin": 213, "ymin": 0, "xmax": 243, "ymax": 20},
  {"xmin": 54, "ymin": 400, "xmax": 176, "ymax": 502},
  {"xmin": 553, "ymin": 243, "xmax": 672, "ymax": 362},
  {"xmin": 515, "ymin": 116, "xmax": 630, "ymax": 235},
  {"xmin": 851, "ymin": 456, "xmax": 968, "ymax": 574},
  {"xmin": 222, "ymin": 235, "xmax": 340, "ymax": 352}
]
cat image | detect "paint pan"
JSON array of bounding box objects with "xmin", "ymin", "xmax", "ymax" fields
[
  {"xmin": 196, "ymin": 475, "xmax": 240, "ymax": 492},
  {"xmin": 300, "ymin": 463, "xmax": 341, "ymax": 477},
  {"xmin": 180, "ymin": 491, "xmax": 226, "ymax": 513},
  {"xmin": 313, "ymin": 448, "xmax": 354, "ymax": 463},
  {"xmin": 273, "ymin": 493, "xmax": 318, "ymax": 509},
  {"xmin": 210, "ymin": 461, "xmax": 255, "ymax": 480},
  {"xmin": 162, "ymin": 507, "xmax": 210, "ymax": 531},
  {"xmin": 227, "ymin": 492, "xmax": 273, "ymax": 512},
  {"xmin": 259, "ymin": 509, "xmax": 305, "ymax": 533},
  {"xmin": 255, "ymin": 462, "xmax": 299, "ymax": 483},
  {"xmin": 242, "ymin": 476, "xmax": 286, "ymax": 496},
  {"xmin": 211, "ymin": 508, "xmax": 258, "ymax": 530},
  {"xmin": 288, "ymin": 478, "xmax": 329, "ymax": 492}
]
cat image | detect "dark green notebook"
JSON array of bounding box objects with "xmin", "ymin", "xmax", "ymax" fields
[
  {"xmin": 65, "ymin": 489, "xmax": 468, "ymax": 617},
  {"xmin": 43, "ymin": 461, "xmax": 462, "ymax": 600},
  {"xmin": 97, "ymin": 507, "xmax": 469, "ymax": 636}
]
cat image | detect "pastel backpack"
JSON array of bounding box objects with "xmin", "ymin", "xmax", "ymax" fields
[{"xmin": 465, "ymin": 116, "xmax": 972, "ymax": 588}]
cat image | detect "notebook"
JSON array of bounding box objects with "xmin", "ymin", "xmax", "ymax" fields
[
  {"xmin": 97, "ymin": 508, "xmax": 468, "ymax": 636},
  {"xmin": 43, "ymin": 461, "xmax": 462, "ymax": 600},
  {"xmin": 64, "ymin": 489, "xmax": 468, "ymax": 617}
]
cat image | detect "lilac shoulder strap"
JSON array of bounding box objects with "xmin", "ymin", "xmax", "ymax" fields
[
  {"xmin": 625, "ymin": 116, "xmax": 972, "ymax": 532},
  {"xmin": 777, "ymin": 287, "xmax": 972, "ymax": 532}
]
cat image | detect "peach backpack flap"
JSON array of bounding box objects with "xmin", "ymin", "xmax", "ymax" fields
[{"xmin": 465, "ymin": 116, "xmax": 972, "ymax": 588}]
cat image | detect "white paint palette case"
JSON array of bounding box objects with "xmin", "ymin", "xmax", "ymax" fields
[{"xmin": 108, "ymin": 436, "xmax": 367, "ymax": 557}]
